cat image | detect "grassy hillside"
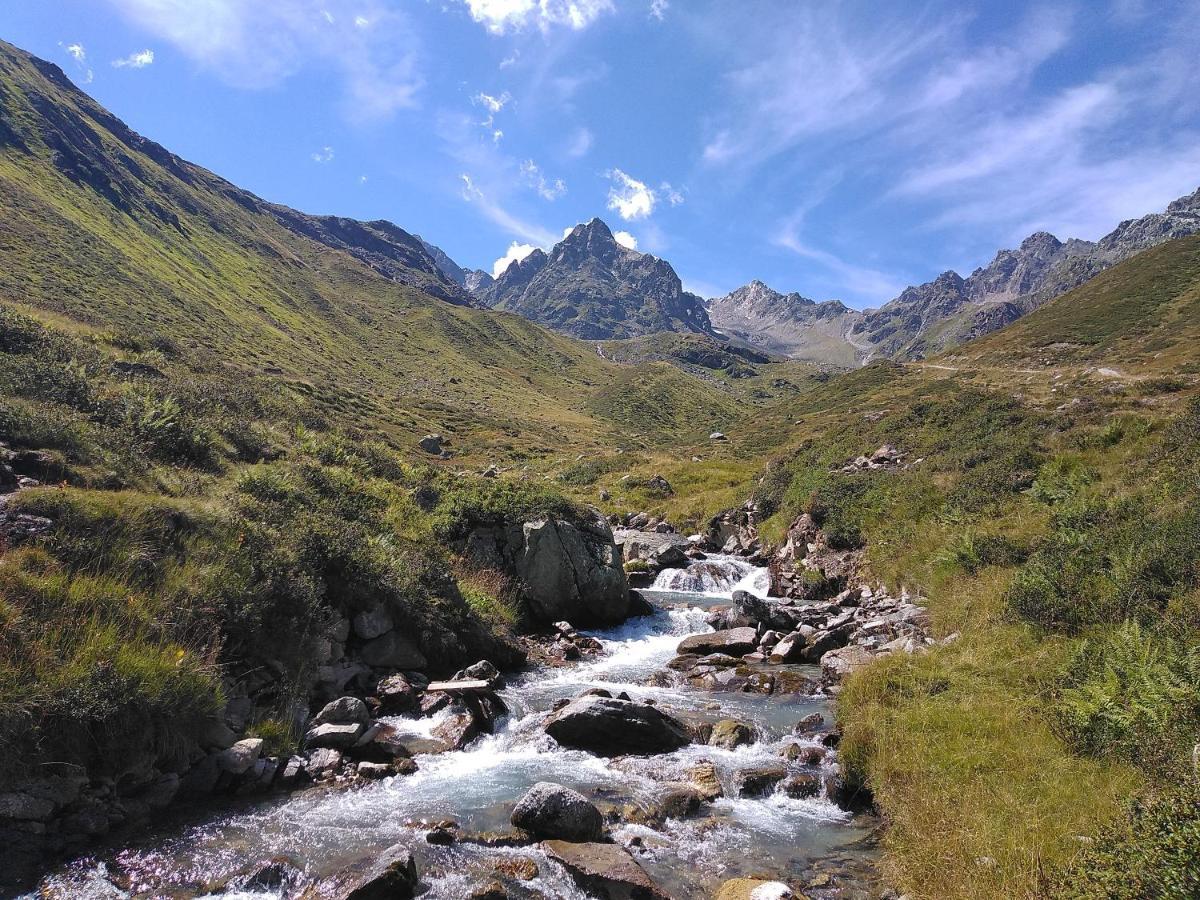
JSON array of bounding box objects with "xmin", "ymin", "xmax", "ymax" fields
[{"xmin": 694, "ymin": 236, "xmax": 1200, "ymax": 898}]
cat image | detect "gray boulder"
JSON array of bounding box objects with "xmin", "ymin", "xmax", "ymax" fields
[
  {"xmin": 545, "ymin": 695, "xmax": 691, "ymax": 756},
  {"xmin": 467, "ymin": 509, "xmax": 629, "ymax": 626},
  {"xmin": 306, "ymin": 842, "xmax": 418, "ymax": 899},
  {"xmin": 352, "ymin": 606, "xmax": 395, "ymax": 640},
  {"xmin": 510, "ymin": 782, "xmax": 604, "ymax": 842},
  {"xmin": 677, "ymin": 627, "xmax": 758, "ymax": 657},
  {"xmin": 311, "ymin": 696, "xmax": 370, "ymax": 728},
  {"xmin": 217, "ymin": 739, "xmax": 264, "ymax": 776}
]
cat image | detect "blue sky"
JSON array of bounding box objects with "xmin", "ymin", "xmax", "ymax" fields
[{"xmin": 7, "ymin": 1, "xmax": 1200, "ymax": 307}]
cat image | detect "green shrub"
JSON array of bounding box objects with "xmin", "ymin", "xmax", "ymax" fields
[{"xmin": 1056, "ymin": 784, "xmax": 1200, "ymax": 899}]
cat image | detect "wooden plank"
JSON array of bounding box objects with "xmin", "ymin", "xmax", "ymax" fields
[{"xmin": 424, "ymin": 679, "xmax": 491, "ymax": 693}]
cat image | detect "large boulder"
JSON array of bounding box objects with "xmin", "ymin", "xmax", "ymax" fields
[
  {"xmin": 545, "ymin": 696, "xmax": 691, "ymax": 756},
  {"xmin": 311, "ymin": 696, "xmax": 370, "ymax": 728},
  {"xmin": 510, "ymin": 782, "xmax": 603, "ymax": 842},
  {"xmin": 466, "ymin": 510, "xmax": 629, "ymax": 626},
  {"xmin": 359, "ymin": 632, "xmax": 427, "ymax": 669},
  {"xmin": 677, "ymin": 627, "xmax": 758, "ymax": 657},
  {"xmin": 541, "ymin": 841, "xmax": 670, "ymax": 900}
]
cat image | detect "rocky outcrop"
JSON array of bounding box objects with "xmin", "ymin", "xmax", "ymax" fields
[
  {"xmin": 465, "ymin": 509, "xmax": 630, "ymax": 626},
  {"xmin": 545, "ymin": 695, "xmax": 692, "ymax": 756},
  {"xmin": 510, "ymin": 782, "xmax": 604, "ymax": 842},
  {"xmin": 300, "ymin": 843, "xmax": 419, "ymax": 900}
]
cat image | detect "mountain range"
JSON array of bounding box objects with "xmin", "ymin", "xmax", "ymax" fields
[{"xmin": 418, "ymin": 190, "xmax": 1200, "ymax": 365}]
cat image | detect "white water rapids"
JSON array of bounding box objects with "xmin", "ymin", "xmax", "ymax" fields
[{"xmin": 32, "ymin": 557, "xmax": 875, "ymax": 899}]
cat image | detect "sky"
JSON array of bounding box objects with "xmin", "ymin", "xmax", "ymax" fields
[{"xmin": 6, "ymin": 0, "xmax": 1200, "ymax": 307}]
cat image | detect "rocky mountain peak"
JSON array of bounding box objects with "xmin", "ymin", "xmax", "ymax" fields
[
  {"xmin": 1018, "ymin": 231, "xmax": 1064, "ymax": 255},
  {"xmin": 1167, "ymin": 186, "xmax": 1200, "ymax": 214}
]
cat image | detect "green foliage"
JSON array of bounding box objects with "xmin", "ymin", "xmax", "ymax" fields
[
  {"xmin": 1056, "ymin": 785, "xmax": 1200, "ymax": 899},
  {"xmin": 428, "ymin": 476, "xmax": 582, "ymax": 541},
  {"xmin": 557, "ymin": 455, "xmax": 631, "ymax": 487},
  {"xmin": 1055, "ymin": 622, "xmax": 1200, "ymax": 777}
]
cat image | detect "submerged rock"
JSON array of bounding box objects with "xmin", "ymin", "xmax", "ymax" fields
[
  {"xmin": 510, "ymin": 782, "xmax": 604, "ymax": 842},
  {"xmin": 545, "ymin": 695, "xmax": 691, "ymax": 756},
  {"xmin": 301, "ymin": 842, "xmax": 418, "ymax": 899},
  {"xmin": 541, "ymin": 840, "xmax": 671, "ymax": 900}
]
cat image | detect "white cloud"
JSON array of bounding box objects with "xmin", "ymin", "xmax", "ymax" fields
[
  {"xmin": 112, "ymin": 49, "xmax": 155, "ymax": 68},
  {"xmin": 312, "ymin": 146, "xmax": 335, "ymax": 163},
  {"xmin": 649, "ymin": 0, "xmax": 668, "ymax": 21},
  {"xmin": 473, "ymin": 90, "xmax": 511, "ymax": 132},
  {"xmin": 105, "ymin": 0, "xmax": 422, "ymax": 120},
  {"xmin": 566, "ymin": 126, "xmax": 593, "ymax": 157},
  {"xmin": 613, "ymin": 230, "xmax": 638, "ymax": 250},
  {"xmin": 359, "ymin": 175, "xmax": 368, "ymax": 184},
  {"xmin": 461, "ymin": 0, "xmax": 615, "ymax": 34},
  {"xmin": 520, "ymin": 159, "xmax": 567, "ymax": 200},
  {"xmin": 605, "ymin": 169, "xmax": 656, "ymax": 220},
  {"xmin": 60, "ymin": 42, "xmax": 94, "ymax": 84},
  {"xmin": 500, "ymin": 50, "xmax": 520, "ymax": 69},
  {"xmin": 354, "ymin": 15, "xmax": 370, "ymax": 27},
  {"xmin": 492, "ymin": 241, "xmax": 539, "ymax": 277}
]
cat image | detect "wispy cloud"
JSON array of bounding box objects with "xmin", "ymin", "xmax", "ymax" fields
[
  {"xmin": 606, "ymin": 168, "xmax": 655, "ymax": 220},
  {"xmin": 311, "ymin": 146, "xmax": 334, "ymax": 163},
  {"xmin": 520, "ymin": 159, "xmax": 567, "ymax": 200},
  {"xmin": 60, "ymin": 42, "xmax": 93, "ymax": 84},
  {"xmin": 459, "ymin": 0, "xmax": 615, "ymax": 34},
  {"xmin": 112, "ymin": 48, "xmax": 155, "ymax": 69},
  {"xmin": 460, "ymin": 172, "xmax": 560, "ymax": 246},
  {"xmin": 649, "ymin": 0, "xmax": 668, "ymax": 22},
  {"xmin": 565, "ymin": 126, "xmax": 593, "ymax": 158},
  {"xmin": 104, "ymin": 0, "xmax": 422, "ymax": 119}
]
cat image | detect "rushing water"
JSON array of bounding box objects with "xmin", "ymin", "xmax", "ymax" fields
[{"xmin": 33, "ymin": 557, "xmax": 877, "ymax": 899}]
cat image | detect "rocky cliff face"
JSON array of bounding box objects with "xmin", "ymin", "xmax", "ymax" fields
[
  {"xmin": 417, "ymin": 236, "xmax": 469, "ymax": 288},
  {"xmin": 472, "ymin": 219, "xmax": 715, "ymax": 340},
  {"xmin": 708, "ymin": 280, "xmax": 862, "ymax": 366}
]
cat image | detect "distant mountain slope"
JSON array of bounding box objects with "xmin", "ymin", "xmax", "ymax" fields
[
  {"xmin": 708, "ymin": 280, "xmax": 862, "ymax": 367},
  {"xmin": 417, "ymin": 235, "xmax": 469, "ymax": 288},
  {"xmin": 851, "ymin": 187, "xmax": 1200, "ymax": 360},
  {"xmin": 473, "ymin": 218, "xmax": 716, "ymax": 340}
]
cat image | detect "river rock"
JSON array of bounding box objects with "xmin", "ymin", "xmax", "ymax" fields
[
  {"xmin": 541, "ymin": 840, "xmax": 671, "ymax": 900},
  {"xmin": 311, "ymin": 696, "xmax": 370, "ymax": 728},
  {"xmin": 306, "ymin": 748, "xmax": 343, "ymax": 780},
  {"xmin": 217, "ymin": 739, "xmax": 264, "ymax": 776},
  {"xmin": 684, "ymin": 761, "xmax": 723, "ymax": 801},
  {"xmin": 545, "ymin": 696, "xmax": 691, "ymax": 756},
  {"xmin": 360, "ymin": 632, "xmax": 428, "ymax": 669},
  {"xmin": 431, "ymin": 710, "xmax": 480, "ymax": 750},
  {"xmin": 714, "ymin": 878, "xmax": 794, "ymax": 900},
  {"xmin": 375, "ymin": 674, "xmax": 416, "ymax": 713},
  {"xmin": 781, "ymin": 774, "xmax": 822, "ymax": 799},
  {"xmin": 734, "ymin": 762, "xmax": 788, "ymax": 797},
  {"xmin": 821, "ymin": 644, "xmax": 876, "ymax": 680},
  {"xmin": 510, "ymin": 782, "xmax": 604, "ymax": 842},
  {"xmin": 676, "ymin": 627, "xmax": 757, "ymax": 657},
  {"xmin": 305, "ymin": 723, "xmax": 364, "ymax": 750},
  {"xmin": 708, "ymin": 719, "xmax": 753, "ymax": 749},
  {"xmin": 302, "ymin": 842, "xmax": 418, "ymax": 899},
  {"xmin": 794, "ymin": 712, "xmax": 824, "ymax": 734},
  {"xmin": 768, "ymin": 631, "xmax": 807, "ymax": 663}
]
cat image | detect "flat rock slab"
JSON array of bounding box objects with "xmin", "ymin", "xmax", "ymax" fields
[
  {"xmin": 424, "ymin": 679, "xmax": 491, "ymax": 693},
  {"xmin": 677, "ymin": 627, "xmax": 757, "ymax": 657},
  {"xmin": 542, "ymin": 840, "xmax": 671, "ymax": 900}
]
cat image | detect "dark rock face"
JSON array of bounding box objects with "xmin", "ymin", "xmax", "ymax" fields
[
  {"xmin": 464, "ymin": 509, "xmax": 629, "ymax": 627},
  {"xmin": 510, "ymin": 782, "xmax": 604, "ymax": 842},
  {"xmin": 545, "ymin": 696, "xmax": 692, "ymax": 756},
  {"xmin": 472, "ymin": 218, "xmax": 715, "ymax": 341}
]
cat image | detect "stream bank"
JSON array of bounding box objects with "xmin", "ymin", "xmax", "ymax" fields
[{"xmin": 25, "ymin": 550, "xmax": 886, "ymax": 899}]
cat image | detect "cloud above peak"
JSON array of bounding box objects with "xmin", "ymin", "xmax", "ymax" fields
[
  {"xmin": 613, "ymin": 229, "xmax": 638, "ymax": 250},
  {"xmin": 605, "ymin": 169, "xmax": 655, "ymax": 220},
  {"xmin": 492, "ymin": 240, "xmax": 538, "ymax": 277},
  {"xmin": 112, "ymin": 48, "xmax": 154, "ymax": 68}
]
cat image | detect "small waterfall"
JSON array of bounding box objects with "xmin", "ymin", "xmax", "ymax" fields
[{"xmin": 650, "ymin": 553, "xmax": 770, "ymax": 598}]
